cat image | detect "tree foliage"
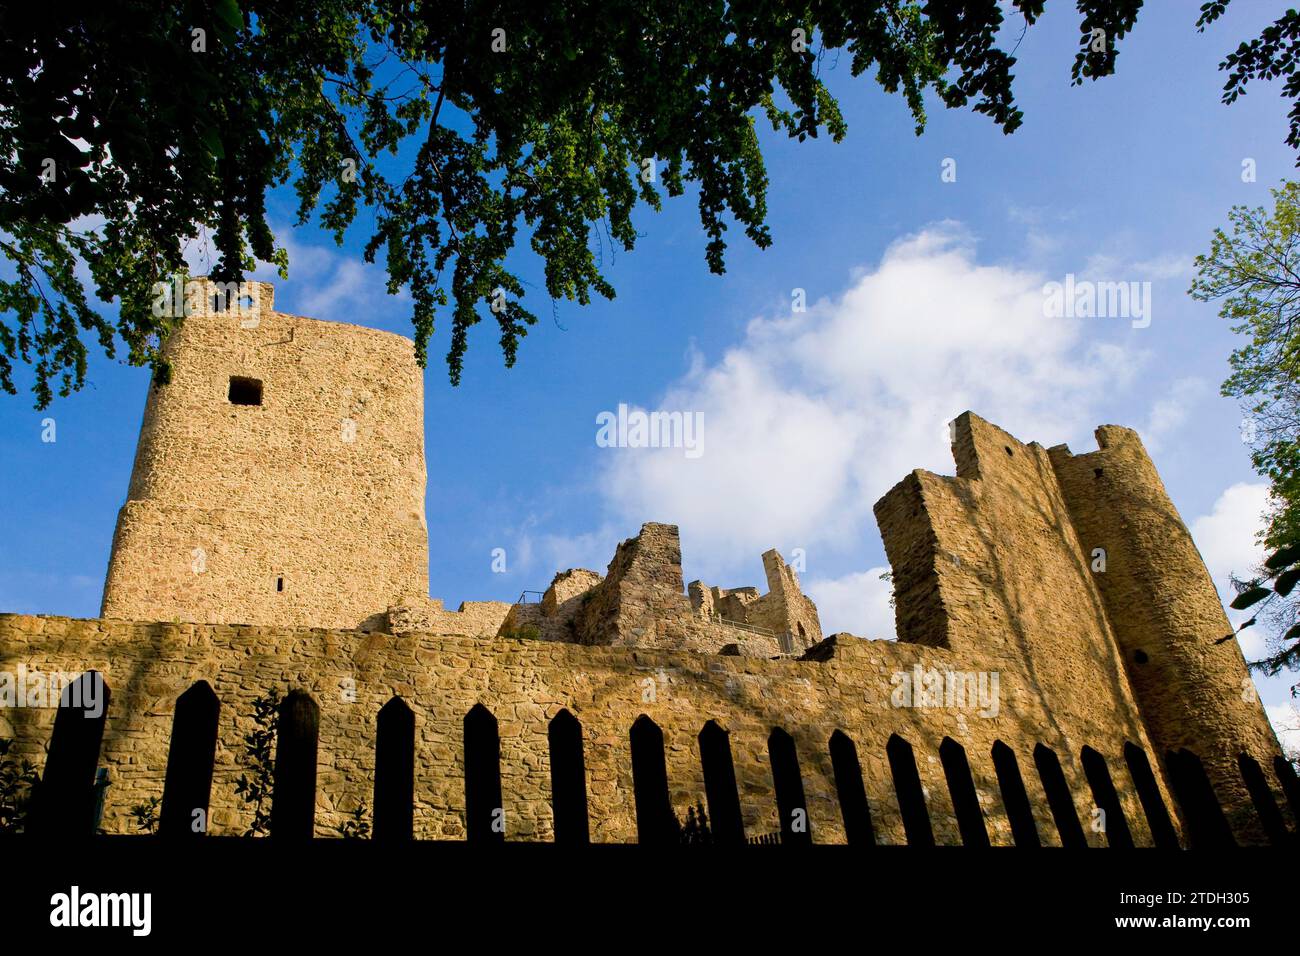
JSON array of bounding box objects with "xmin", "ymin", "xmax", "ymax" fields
[
  {"xmin": 1224, "ymin": 541, "xmax": 1300, "ymax": 694},
  {"xmin": 1192, "ymin": 182, "xmax": 1300, "ymax": 692},
  {"xmin": 1192, "ymin": 182, "xmax": 1300, "ymax": 549},
  {"xmin": 337, "ymin": 803, "xmax": 371, "ymax": 838},
  {"xmin": 0, "ymin": 737, "xmax": 40, "ymax": 834},
  {"xmin": 233, "ymin": 686, "xmax": 280, "ymax": 836},
  {"xmin": 0, "ymin": 1, "xmax": 1293, "ymax": 407},
  {"xmin": 1198, "ymin": 3, "xmax": 1300, "ymax": 155},
  {"xmin": 130, "ymin": 794, "xmax": 161, "ymax": 834}
]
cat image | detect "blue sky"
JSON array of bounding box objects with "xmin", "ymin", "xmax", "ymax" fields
[{"xmin": 2, "ymin": 2, "xmax": 1298, "ymax": 748}]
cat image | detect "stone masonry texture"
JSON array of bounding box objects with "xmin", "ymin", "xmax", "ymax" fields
[
  {"xmin": 1, "ymin": 287, "xmax": 1291, "ymax": 844},
  {"xmin": 100, "ymin": 278, "xmax": 429, "ymax": 631}
]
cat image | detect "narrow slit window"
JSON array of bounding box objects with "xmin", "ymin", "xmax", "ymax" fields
[
  {"xmin": 228, "ymin": 376, "xmax": 263, "ymax": 406},
  {"xmin": 276, "ymin": 577, "xmax": 284, "ymax": 592}
]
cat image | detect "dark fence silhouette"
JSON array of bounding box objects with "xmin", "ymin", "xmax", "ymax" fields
[
  {"xmin": 1274, "ymin": 755, "xmax": 1300, "ymax": 824},
  {"xmin": 629, "ymin": 714, "xmax": 677, "ymax": 845},
  {"xmin": 768, "ymin": 728, "xmax": 811, "ymax": 846},
  {"xmin": 15, "ymin": 676, "xmax": 1300, "ymax": 847},
  {"xmin": 374, "ymin": 697, "xmax": 415, "ymax": 841},
  {"xmin": 991, "ymin": 740, "xmax": 1040, "ymax": 847},
  {"xmin": 940, "ymin": 736, "xmax": 990, "ymax": 847},
  {"xmin": 1165, "ymin": 748, "xmax": 1236, "ymax": 848},
  {"xmin": 270, "ymin": 690, "xmax": 319, "ymax": 841},
  {"xmin": 548, "ymin": 709, "xmax": 589, "ymax": 844},
  {"xmin": 464, "ymin": 704, "xmax": 504, "ymax": 844},
  {"xmin": 1034, "ymin": 743, "xmax": 1088, "ymax": 848},
  {"xmin": 26, "ymin": 671, "xmax": 110, "ymax": 837},
  {"xmin": 887, "ymin": 733, "xmax": 935, "ymax": 846},
  {"xmin": 160, "ymin": 680, "xmax": 219, "ymax": 838},
  {"xmin": 1080, "ymin": 746, "xmax": 1134, "ymax": 848},
  {"xmin": 1124, "ymin": 743, "xmax": 1179, "ymax": 849},
  {"xmin": 1237, "ymin": 752, "xmax": 1288, "ymax": 845},
  {"xmin": 829, "ymin": 730, "xmax": 875, "ymax": 846},
  {"xmin": 699, "ymin": 720, "xmax": 745, "ymax": 845}
]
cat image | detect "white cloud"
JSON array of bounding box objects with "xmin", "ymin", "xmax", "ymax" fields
[
  {"xmin": 1189, "ymin": 481, "xmax": 1270, "ymax": 656},
  {"xmin": 596, "ymin": 223, "xmax": 1144, "ymax": 580},
  {"xmin": 1190, "ymin": 481, "xmax": 1269, "ymax": 590},
  {"xmin": 1266, "ymin": 701, "xmax": 1300, "ymax": 757},
  {"xmin": 1143, "ymin": 376, "xmax": 1205, "ymax": 452},
  {"xmin": 1006, "ymin": 204, "xmax": 1077, "ymax": 263},
  {"xmin": 805, "ymin": 566, "xmax": 896, "ymax": 639},
  {"xmin": 1082, "ymin": 250, "xmax": 1191, "ymax": 284},
  {"xmin": 511, "ymin": 518, "xmax": 622, "ymax": 581}
]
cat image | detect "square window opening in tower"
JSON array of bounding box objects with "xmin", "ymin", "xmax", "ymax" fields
[{"xmin": 228, "ymin": 376, "xmax": 263, "ymax": 406}]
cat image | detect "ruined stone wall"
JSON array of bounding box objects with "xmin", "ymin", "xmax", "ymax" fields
[
  {"xmin": 495, "ymin": 570, "xmax": 603, "ymax": 643},
  {"xmin": 1050, "ymin": 426, "xmax": 1284, "ymax": 841},
  {"xmin": 687, "ymin": 582, "xmax": 713, "ymax": 618},
  {"xmin": 0, "ymin": 613, "xmax": 1182, "ymax": 846},
  {"xmin": 575, "ymin": 523, "xmax": 785, "ymax": 656},
  {"xmin": 386, "ymin": 597, "xmax": 513, "ymax": 638},
  {"xmin": 755, "ymin": 551, "xmax": 824, "ymax": 651},
  {"xmin": 875, "ymin": 413, "xmax": 1157, "ymax": 762},
  {"xmin": 100, "ymin": 279, "xmax": 429, "ymax": 631},
  {"xmin": 689, "ymin": 551, "xmax": 823, "ymax": 654}
]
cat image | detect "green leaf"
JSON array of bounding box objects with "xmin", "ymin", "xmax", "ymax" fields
[
  {"xmin": 1265, "ymin": 541, "xmax": 1300, "ymax": 570},
  {"xmin": 1230, "ymin": 586, "xmax": 1271, "ymax": 609},
  {"xmin": 200, "ymin": 125, "xmax": 224, "ymax": 160},
  {"xmin": 215, "ymin": 0, "xmax": 243, "ymax": 31},
  {"xmin": 1275, "ymin": 566, "xmax": 1300, "ymax": 596}
]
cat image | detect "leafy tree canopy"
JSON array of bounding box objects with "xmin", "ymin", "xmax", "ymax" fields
[
  {"xmin": 0, "ymin": 0, "xmax": 1290, "ymax": 407},
  {"xmin": 1193, "ymin": 181, "xmax": 1300, "ymax": 691}
]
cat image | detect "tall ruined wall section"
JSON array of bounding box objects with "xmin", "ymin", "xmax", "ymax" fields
[
  {"xmin": 874, "ymin": 413, "xmax": 1156, "ymax": 757},
  {"xmin": 574, "ymin": 522, "xmax": 691, "ymax": 648},
  {"xmin": 100, "ymin": 279, "xmax": 430, "ymax": 630},
  {"xmin": 1049, "ymin": 426, "xmax": 1284, "ymax": 840},
  {"xmin": 689, "ymin": 551, "xmax": 823, "ymax": 654},
  {"xmin": 756, "ymin": 550, "xmax": 823, "ymax": 651},
  {"xmin": 574, "ymin": 523, "xmax": 785, "ymax": 656}
]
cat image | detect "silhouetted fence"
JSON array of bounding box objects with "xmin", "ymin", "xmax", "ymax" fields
[{"xmin": 13, "ymin": 672, "xmax": 1300, "ymax": 847}]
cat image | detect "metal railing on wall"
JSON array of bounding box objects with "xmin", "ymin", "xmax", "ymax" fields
[{"xmin": 708, "ymin": 613, "xmax": 775, "ymax": 637}]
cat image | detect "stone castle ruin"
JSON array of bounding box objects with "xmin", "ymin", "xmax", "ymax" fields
[{"xmin": 2, "ymin": 279, "xmax": 1296, "ymax": 845}]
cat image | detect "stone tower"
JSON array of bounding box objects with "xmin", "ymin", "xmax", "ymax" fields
[
  {"xmin": 101, "ymin": 278, "xmax": 430, "ymax": 630},
  {"xmin": 1049, "ymin": 426, "xmax": 1283, "ymax": 842}
]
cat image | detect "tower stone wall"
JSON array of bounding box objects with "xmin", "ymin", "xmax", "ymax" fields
[
  {"xmin": 100, "ymin": 279, "xmax": 429, "ymax": 630},
  {"xmin": 874, "ymin": 414, "xmax": 1156, "ymax": 749},
  {"xmin": 1050, "ymin": 426, "xmax": 1284, "ymax": 841}
]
